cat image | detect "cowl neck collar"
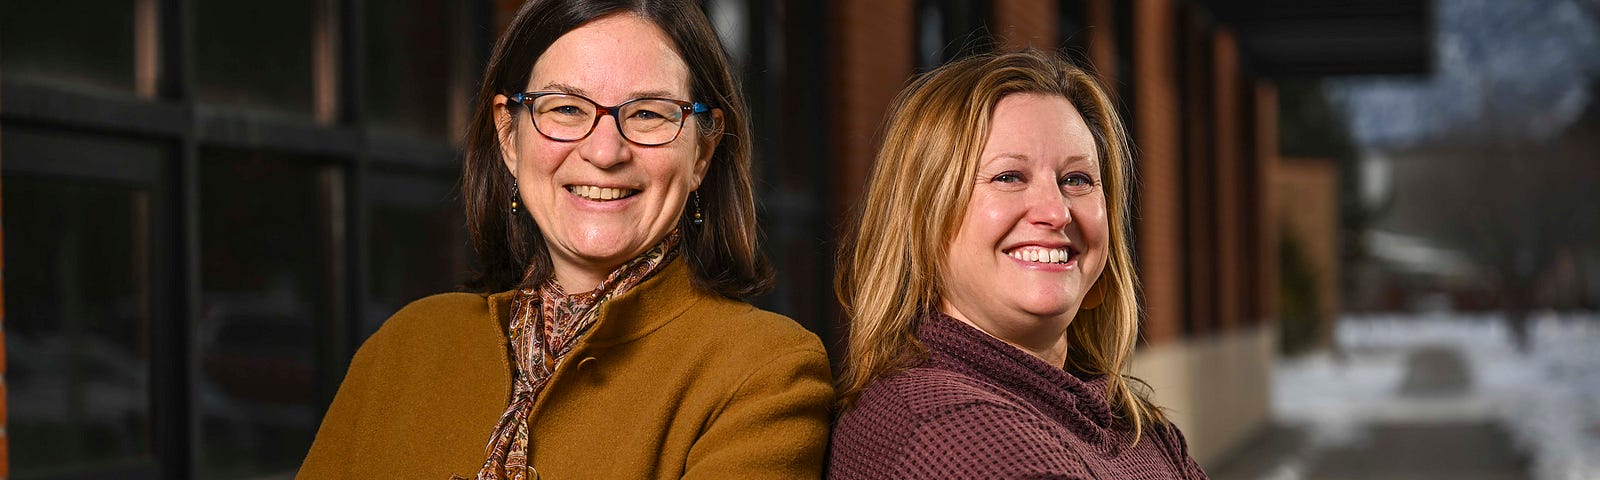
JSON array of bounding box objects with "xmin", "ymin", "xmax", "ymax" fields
[{"xmin": 916, "ymin": 312, "xmax": 1120, "ymax": 445}]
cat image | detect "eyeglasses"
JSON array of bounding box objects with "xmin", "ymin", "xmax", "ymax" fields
[{"xmin": 508, "ymin": 92, "xmax": 712, "ymax": 146}]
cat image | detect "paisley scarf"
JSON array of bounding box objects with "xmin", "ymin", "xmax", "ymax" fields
[{"xmin": 460, "ymin": 230, "xmax": 680, "ymax": 480}]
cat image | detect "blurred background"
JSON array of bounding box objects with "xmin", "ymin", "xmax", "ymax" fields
[{"xmin": 0, "ymin": 0, "xmax": 1595, "ymax": 479}]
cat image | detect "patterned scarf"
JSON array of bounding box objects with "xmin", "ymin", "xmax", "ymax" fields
[{"xmin": 460, "ymin": 230, "xmax": 680, "ymax": 480}]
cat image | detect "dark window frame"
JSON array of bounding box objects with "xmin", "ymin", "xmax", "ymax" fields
[{"xmin": 0, "ymin": 0, "xmax": 485, "ymax": 477}]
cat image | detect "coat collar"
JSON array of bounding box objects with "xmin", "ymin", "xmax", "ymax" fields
[
  {"xmin": 917, "ymin": 312, "xmax": 1119, "ymax": 444},
  {"xmin": 486, "ymin": 258, "xmax": 703, "ymax": 349}
]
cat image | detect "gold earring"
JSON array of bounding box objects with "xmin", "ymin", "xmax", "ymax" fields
[
  {"xmin": 510, "ymin": 179, "xmax": 519, "ymax": 215},
  {"xmin": 1080, "ymin": 278, "xmax": 1106, "ymax": 310},
  {"xmin": 692, "ymin": 191, "xmax": 704, "ymax": 226}
]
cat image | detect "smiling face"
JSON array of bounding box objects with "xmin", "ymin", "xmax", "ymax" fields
[
  {"xmin": 494, "ymin": 13, "xmax": 717, "ymax": 292},
  {"xmin": 939, "ymin": 93, "xmax": 1109, "ymax": 363}
]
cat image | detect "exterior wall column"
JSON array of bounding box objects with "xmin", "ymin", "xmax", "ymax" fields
[
  {"xmin": 1255, "ymin": 81, "xmax": 1281, "ymax": 325},
  {"xmin": 992, "ymin": 0, "xmax": 1058, "ymax": 50},
  {"xmin": 1132, "ymin": 0, "xmax": 1182, "ymax": 345},
  {"xmin": 1212, "ymin": 28, "xmax": 1244, "ymax": 330},
  {"xmin": 829, "ymin": 0, "xmax": 914, "ymax": 223},
  {"xmin": 1084, "ymin": 0, "xmax": 1117, "ymax": 86}
]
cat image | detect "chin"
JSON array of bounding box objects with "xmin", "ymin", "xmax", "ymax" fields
[
  {"xmin": 1020, "ymin": 305, "xmax": 1078, "ymax": 321},
  {"xmin": 575, "ymin": 241, "xmax": 641, "ymax": 263}
]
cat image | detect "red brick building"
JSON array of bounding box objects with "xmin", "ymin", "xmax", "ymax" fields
[{"xmin": 0, "ymin": 0, "xmax": 1425, "ymax": 476}]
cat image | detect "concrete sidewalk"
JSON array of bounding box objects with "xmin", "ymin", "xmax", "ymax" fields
[{"xmin": 1207, "ymin": 346, "xmax": 1532, "ymax": 480}]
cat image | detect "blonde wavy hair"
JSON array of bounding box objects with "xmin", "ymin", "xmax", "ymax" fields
[{"xmin": 835, "ymin": 49, "xmax": 1168, "ymax": 442}]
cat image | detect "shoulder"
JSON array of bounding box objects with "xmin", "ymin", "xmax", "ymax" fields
[
  {"xmin": 390, "ymin": 291, "xmax": 492, "ymax": 321},
  {"xmin": 361, "ymin": 292, "xmax": 502, "ymax": 358},
  {"xmin": 831, "ymin": 368, "xmax": 1075, "ymax": 478},
  {"xmin": 664, "ymin": 294, "xmax": 826, "ymax": 366},
  {"xmin": 859, "ymin": 367, "xmax": 1028, "ymax": 420}
]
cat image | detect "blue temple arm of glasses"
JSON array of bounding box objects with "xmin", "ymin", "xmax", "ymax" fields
[{"xmin": 692, "ymin": 102, "xmax": 711, "ymax": 114}]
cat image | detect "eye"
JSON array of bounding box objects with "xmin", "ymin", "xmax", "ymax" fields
[
  {"xmin": 550, "ymin": 105, "xmax": 585, "ymax": 116},
  {"xmin": 1060, "ymin": 172, "xmax": 1094, "ymax": 186},
  {"xmin": 1060, "ymin": 172, "xmax": 1097, "ymax": 193},
  {"xmin": 991, "ymin": 171, "xmax": 1024, "ymax": 183},
  {"xmin": 631, "ymin": 109, "xmax": 665, "ymax": 120}
]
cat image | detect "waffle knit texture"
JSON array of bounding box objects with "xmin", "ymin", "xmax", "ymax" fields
[{"xmin": 828, "ymin": 312, "xmax": 1209, "ymax": 479}]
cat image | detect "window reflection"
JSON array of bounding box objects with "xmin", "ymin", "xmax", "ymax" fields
[
  {"xmin": 3, "ymin": 128, "xmax": 160, "ymax": 475},
  {"xmin": 365, "ymin": 0, "xmax": 453, "ymax": 136},
  {"xmin": 198, "ymin": 149, "xmax": 339, "ymax": 478},
  {"xmin": 363, "ymin": 169, "xmax": 470, "ymax": 339},
  {"xmin": 0, "ymin": 0, "xmax": 137, "ymax": 93},
  {"xmin": 195, "ymin": 0, "xmax": 315, "ymax": 113}
]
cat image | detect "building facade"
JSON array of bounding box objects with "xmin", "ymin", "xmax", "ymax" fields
[{"xmin": 0, "ymin": 0, "xmax": 1425, "ymax": 477}]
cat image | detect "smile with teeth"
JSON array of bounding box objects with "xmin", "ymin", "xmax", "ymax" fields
[
  {"xmin": 1006, "ymin": 246, "xmax": 1075, "ymax": 264},
  {"xmin": 567, "ymin": 185, "xmax": 639, "ymax": 201}
]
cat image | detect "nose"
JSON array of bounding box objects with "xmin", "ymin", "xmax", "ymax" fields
[
  {"xmin": 1024, "ymin": 182, "xmax": 1071, "ymax": 230},
  {"xmin": 576, "ymin": 113, "xmax": 632, "ymax": 169}
]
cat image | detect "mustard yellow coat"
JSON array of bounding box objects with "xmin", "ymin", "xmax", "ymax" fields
[{"xmin": 297, "ymin": 260, "xmax": 832, "ymax": 479}]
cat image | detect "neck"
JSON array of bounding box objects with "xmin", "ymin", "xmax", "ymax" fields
[
  {"xmin": 552, "ymin": 269, "xmax": 605, "ymax": 293},
  {"xmin": 939, "ymin": 304, "xmax": 1072, "ymax": 367},
  {"xmin": 550, "ymin": 255, "xmax": 615, "ymax": 293}
]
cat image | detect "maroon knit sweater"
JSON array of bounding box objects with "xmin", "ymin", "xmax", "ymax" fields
[{"xmin": 828, "ymin": 313, "xmax": 1208, "ymax": 479}]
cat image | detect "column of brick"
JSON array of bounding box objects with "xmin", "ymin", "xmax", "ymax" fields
[
  {"xmin": 1255, "ymin": 81, "xmax": 1281, "ymax": 325},
  {"xmin": 1, "ymin": 47, "xmax": 9, "ymax": 477},
  {"xmin": 991, "ymin": 0, "xmax": 1058, "ymax": 51},
  {"xmin": 1212, "ymin": 28, "xmax": 1243, "ymax": 331},
  {"xmin": 1084, "ymin": 0, "xmax": 1117, "ymax": 87},
  {"xmin": 1131, "ymin": 0, "xmax": 1183, "ymax": 345},
  {"xmin": 828, "ymin": 0, "xmax": 914, "ymax": 221},
  {"xmin": 1181, "ymin": 5, "xmax": 1217, "ymax": 335}
]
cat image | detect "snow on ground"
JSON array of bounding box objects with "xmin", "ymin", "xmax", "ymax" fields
[{"xmin": 1271, "ymin": 311, "xmax": 1600, "ymax": 480}]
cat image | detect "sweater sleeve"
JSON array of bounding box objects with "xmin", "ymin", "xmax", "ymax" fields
[
  {"xmin": 681, "ymin": 348, "xmax": 833, "ymax": 480},
  {"xmin": 893, "ymin": 401, "xmax": 1094, "ymax": 480}
]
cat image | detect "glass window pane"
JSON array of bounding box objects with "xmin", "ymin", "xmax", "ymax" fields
[
  {"xmin": 2, "ymin": 134, "xmax": 161, "ymax": 475},
  {"xmin": 198, "ymin": 148, "xmax": 338, "ymax": 478},
  {"xmin": 364, "ymin": 0, "xmax": 452, "ymax": 136},
  {"xmin": 0, "ymin": 0, "xmax": 137, "ymax": 93},
  {"xmin": 363, "ymin": 170, "xmax": 470, "ymax": 339},
  {"xmin": 195, "ymin": 0, "xmax": 315, "ymax": 114}
]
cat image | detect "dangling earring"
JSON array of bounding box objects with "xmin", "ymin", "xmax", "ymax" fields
[
  {"xmin": 510, "ymin": 179, "xmax": 520, "ymax": 216},
  {"xmin": 1080, "ymin": 277, "xmax": 1106, "ymax": 310},
  {"xmin": 691, "ymin": 191, "xmax": 704, "ymax": 226}
]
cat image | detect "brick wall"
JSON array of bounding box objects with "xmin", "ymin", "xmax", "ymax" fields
[
  {"xmin": 1255, "ymin": 83, "xmax": 1281, "ymax": 324},
  {"xmin": 1275, "ymin": 157, "xmax": 1340, "ymax": 344},
  {"xmin": 1212, "ymin": 28, "xmax": 1244, "ymax": 331},
  {"xmin": 1, "ymin": 47, "xmax": 9, "ymax": 476},
  {"xmin": 991, "ymin": 0, "xmax": 1058, "ymax": 50},
  {"xmin": 828, "ymin": 0, "xmax": 914, "ymax": 219},
  {"xmin": 1131, "ymin": 0, "xmax": 1183, "ymax": 344},
  {"xmin": 1085, "ymin": 0, "xmax": 1118, "ymax": 86}
]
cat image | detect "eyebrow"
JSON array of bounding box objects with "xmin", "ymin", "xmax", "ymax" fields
[
  {"xmin": 536, "ymin": 82, "xmax": 684, "ymax": 102},
  {"xmin": 984, "ymin": 152, "xmax": 1096, "ymax": 166}
]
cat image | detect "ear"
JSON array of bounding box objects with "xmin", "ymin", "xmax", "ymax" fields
[
  {"xmin": 1079, "ymin": 276, "xmax": 1107, "ymax": 311},
  {"xmin": 493, "ymin": 94, "xmax": 519, "ymax": 175},
  {"xmin": 690, "ymin": 108, "xmax": 723, "ymax": 190}
]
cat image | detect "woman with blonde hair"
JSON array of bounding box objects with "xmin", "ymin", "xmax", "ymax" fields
[{"xmin": 828, "ymin": 49, "xmax": 1207, "ymax": 479}]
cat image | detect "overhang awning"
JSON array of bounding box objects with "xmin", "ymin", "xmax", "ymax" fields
[{"xmin": 1203, "ymin": 0, "xmax": 1432, "ymax": 77}]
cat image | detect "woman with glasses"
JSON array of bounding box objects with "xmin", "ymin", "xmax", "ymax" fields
[
  {"xmin": 827, "ymin": 49, "xmax": 1208, "ymax": 479},
  {"xmin": 298, "ymin": 0, "xmax": 831, "ymax": 478}
]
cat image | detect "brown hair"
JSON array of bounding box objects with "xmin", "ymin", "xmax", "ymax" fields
[
  {"xmin": 461, "ymin": 0, "xmax": 771, "ymax": 298},
  {"xmin": 835, "ymin": 49, "xmax": 1167, "ymax": 441}
]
